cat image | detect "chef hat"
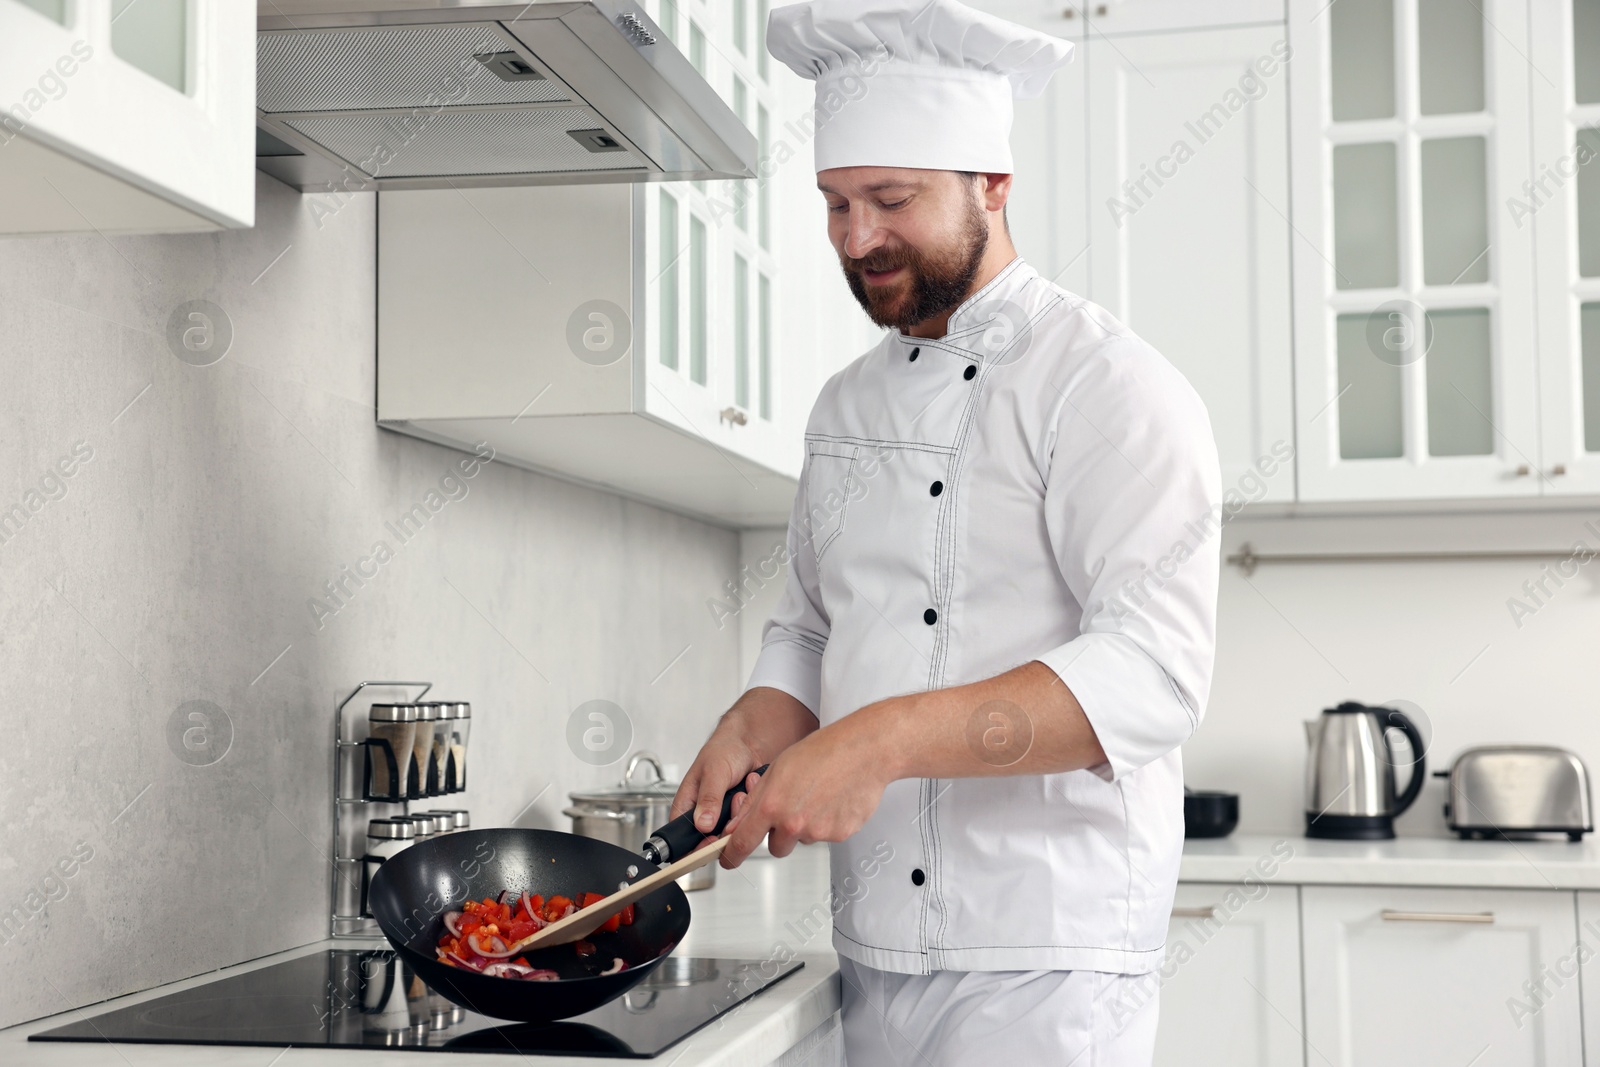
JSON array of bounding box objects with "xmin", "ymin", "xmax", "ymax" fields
[{"xmin": 766, "ymin": 0, "xmax": 1074, "ymax": 174}]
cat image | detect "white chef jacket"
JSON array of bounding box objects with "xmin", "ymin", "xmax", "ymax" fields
[{"xmin": 747, "ymin": 256, "xmax": 1222, "ymax": 976}]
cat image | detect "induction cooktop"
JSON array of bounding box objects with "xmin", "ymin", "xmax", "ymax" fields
[{"xmin": 31, "ymin": 950, "xmax": 803, "ymax": 1058}]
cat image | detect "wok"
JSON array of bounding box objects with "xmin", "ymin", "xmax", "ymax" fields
[{"xmin": 368, "ymin": 770, "xmax": 761, "ymax": 1023}]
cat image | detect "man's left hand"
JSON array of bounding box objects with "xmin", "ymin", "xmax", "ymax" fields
[{"xmin": 718, "ymin": 708, "xmax": 897, "ymax": 867}]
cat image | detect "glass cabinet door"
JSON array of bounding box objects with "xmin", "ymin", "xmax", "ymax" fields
[
  {"xmin": 1532, "ymin": 1, "xmax": 1600, "ymax": 494},
  {"xmin": 0, "ymin": 0, "xmax": 253, "ymax": 234},
  {"xmin": 639, "ymin": 0, "xmax": 789, "ymax": 475},
  {"xmin": 1291, "ymin": 0, "xmax": 1541, "ymax": 500}
]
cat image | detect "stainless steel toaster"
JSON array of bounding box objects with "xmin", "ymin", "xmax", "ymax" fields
[{"xmin": 1437, "ymin": 746, "xmax": 1593, "ymax": 841}]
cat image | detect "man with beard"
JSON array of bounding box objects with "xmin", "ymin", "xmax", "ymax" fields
[{"xmin": 669, "ymin": 1, "xmax": 1221, "ymax": 1063}]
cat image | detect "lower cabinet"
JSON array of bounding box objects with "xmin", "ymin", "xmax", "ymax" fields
[
  {"xmin": 1577, "ymin": 892, "xmax": 1600, "ymax": 1067},
  {"xmin": 1154, "ymin": 883, "xmax": 1305, "ymax": 1067},
  {"xmin": 1300, "ymin": 886, "xmax": 1582, "ymax": 1067}
]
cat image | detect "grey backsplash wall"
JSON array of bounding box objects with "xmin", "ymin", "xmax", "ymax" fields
[{"xmin": 0, "ymin": 177, "xmax": 739, "ymax": 1029}]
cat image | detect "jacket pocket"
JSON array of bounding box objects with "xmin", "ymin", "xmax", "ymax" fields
[{"xmin": 802, "ymin": 442, "xmax": 860, "ymax": 566}]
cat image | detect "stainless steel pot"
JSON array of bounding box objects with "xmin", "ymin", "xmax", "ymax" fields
[{"xmin": 564, "ymin": 752, "xmax": 715, "ymax": 891}]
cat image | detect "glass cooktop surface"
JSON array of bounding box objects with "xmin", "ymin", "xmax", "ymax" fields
[{"xmin": 31, "ymin": 950, "xmax": 803, "ymax": 1058}]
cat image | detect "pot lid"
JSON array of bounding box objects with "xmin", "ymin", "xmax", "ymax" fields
[{"xmin": 568, "ymin": 750, "xmax": 678, "ymax": 803}]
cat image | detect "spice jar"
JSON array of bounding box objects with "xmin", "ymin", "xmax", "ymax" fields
[
  {"xmin": 426, "ymin": 703, "xmax": 453, "ymax": 796},
  {"xmin": 365, "ymin": 704, "xmax": 418, "ymax": 802},
  {"xmin": 432, "ymin": 809, "xmax": 470, "ymax": 833},
  {"xmin": 398, "ymin": 814, "xmax": 435, "ymax": 844},
  {"xmin": 424, "ymin": 809, "xmax": 467, "ymax": 835},
  {"xmin": 410, "ymin": 704, "xmax": 439, "ymax": 799},
  {"xmin": 361, "ymin": 818, "xmax": 414, "ymax": 917},
  {"xmin": 442, "ymin": 702, "xmax": 471, "ymax": 792}
]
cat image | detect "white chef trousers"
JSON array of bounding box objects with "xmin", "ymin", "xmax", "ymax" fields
[{"xmin": 838, "ymin": 956, "xmax": 1160, "ymax": 1067}]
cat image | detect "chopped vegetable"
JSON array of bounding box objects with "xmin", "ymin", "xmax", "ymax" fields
[{"xmin": 435, "ymin": 888, "xmax": 638, "ymax": 980}]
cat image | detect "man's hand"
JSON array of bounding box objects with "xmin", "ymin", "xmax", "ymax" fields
[
  {"xmin": 720, "ymin": 711, "xmax": 896, "ymax": 866},
  {"xmin": 670, "ymin": 687, "xmax": 818, "ymax": 836}
]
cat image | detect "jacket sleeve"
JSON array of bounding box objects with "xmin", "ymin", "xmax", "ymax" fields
[
  {"xmin": 1033, "ymin": 336, "xmax": 1222, "ymax": 782},
  {"xmin": 743, "ymin": 448, "xmax": 830, "ymax": 716}
]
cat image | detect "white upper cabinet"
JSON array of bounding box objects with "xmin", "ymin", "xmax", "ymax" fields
[
  {"xmin": 990, "ymin": 2, "xmax": 1089, "ymax": 295},
  {"xmin": 1083, "ymin": 0, "xmax": 1286, "ymax": 35},
  {"xmin": 1085, "ymin": 24, "xmax": 1296, "ymax": 501},
  {"xmin": 1531, "ymin": 1, "xmax": 1600, "ymax": 495},
  {"xmin": 989, "ymin": 6, "xmax": 1297, "ymax": 502},
  {"xmin": 1301, "ymin": 885, "xmax": 1582, "ymax": 1067},
  {"xmin": 0, "ymin": 0, "xmax": 254, "ymax": 235},
  {"xmin": 377, "ymin": 0, "xmax": 871, "ymax": 528},
  {"xmin": 377, "ymin": 173, "xmax": 800, "ymax": 528},
  {"xmin": 1289, "ymin": 0, "xmax": 1542, "ymax": 501}
]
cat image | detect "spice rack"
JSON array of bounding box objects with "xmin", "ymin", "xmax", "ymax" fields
[{"xmin": 330, "ymin": 680, "xmax": 433, "ymax": 939}]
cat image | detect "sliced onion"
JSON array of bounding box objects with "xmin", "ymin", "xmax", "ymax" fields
[
  {"xmin": 446, "ymin": 950, "xmax": 484, "ymax": 971},
  {"xmin": 482, "ymin": 961, "xmax": 536, "ymax": 979},
  {"xmin": 527, "ymin": 970, "xmax": 559, "ymax": 982},
  {"xmin": 600, "ymin": 957, "xmax": 625, "ymax": 976},
  {"xmin": 561, "ymin": 903, "xmax": 576, "ymax": 918},
  {"xmin": 443, "ymin": 911, "xmax": 463, "ymax": 938},
  {"xmin": 515, "ymin": 893, "xmax": 547, "ymax": 929},
  {"xmin": 468, "ymin": 932, "xmax": 518, "ymax": 959}
]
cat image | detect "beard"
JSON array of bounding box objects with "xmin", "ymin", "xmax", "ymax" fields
[{"xmin": 840, "ymin": 193, "xmax": 989, "ymax": 330}]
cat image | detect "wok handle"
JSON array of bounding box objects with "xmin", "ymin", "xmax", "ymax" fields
[{"xmin": 640, "ymin": 764, "xmax": 768, "ymax": 865}]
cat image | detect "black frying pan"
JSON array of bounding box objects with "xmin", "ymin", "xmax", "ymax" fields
[{"xmin": 367, "ymin": 769, "xmax": 763, "ymax": 1023}]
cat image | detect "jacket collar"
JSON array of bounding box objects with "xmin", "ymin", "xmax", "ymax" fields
[{"xmin": 891, "ymin": 256, "xmax": 1039, "ymax": 361}]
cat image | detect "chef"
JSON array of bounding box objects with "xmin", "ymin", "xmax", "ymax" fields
[{"xmin": 669, "ymin": 1, "xmax": 1222, "ymax": 1062}]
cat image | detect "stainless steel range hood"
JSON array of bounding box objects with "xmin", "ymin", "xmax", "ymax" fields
[{"xmin": 255, "ymin": 1, "xmax": 756, "ymax": 191}]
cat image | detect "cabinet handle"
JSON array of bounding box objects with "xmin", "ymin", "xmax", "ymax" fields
[
  {"xmin": 719, "ymin": 406, "xmax": 749, "ymax": 427},
  {"xmin": 1380, "ymin": 909, "xmax": 1494, "ymax": 924},
  {"xmin": 1550, "ymin": 464, "xmax": 1568, "ymax": 476},
  {"xmin": 1514, "ymin": 464, "xmax": 1532, "ymax": 477},
  {"xmin": 1171, "ymin": 906, "xmax": 1216, "ymax": 920},
  {"xmin": 1095, "ymin": 3, "xmax": 1108, "ymax": 13},
  {"xmin": 1061, "ymin": 7, "xmax": 1076, "ymax": 18}
]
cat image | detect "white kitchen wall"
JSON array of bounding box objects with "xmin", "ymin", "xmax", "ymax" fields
[
  {"xmin": 1201, "ymin": 508, "xmax": 1600, "ymax": 838},
  {"xmin": 0, "ymin": 176, "xmax": 741, "ymax": 1030}
]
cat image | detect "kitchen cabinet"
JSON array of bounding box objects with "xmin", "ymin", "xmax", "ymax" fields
[
  {"xmin": 377, "ymin": 181, "xmax": 800, "ymax": 527},
  {"xmin": 377, "ymin": 0, "xmax": 871, "ymax": 528},
  {"xmin": 1083, "ymin": 24, "xmax": 1296, "ymax": 500},
  {"xmin": 1530, "ymin": 1, "xmax": 1600, "ymax": 496},
  {"xmin": 1083, "ymin": 0, "xmax": 1285, "ymax": 35},
  {"xmin": 1152, "ymin": 883, "xmax": 1304, "ymax": 1067},
  {"xmin": 989, "ymin": 4, "xmax": 1297, "ymax": 501},
  {"xmin": 1288, "ymin": 0, "xmax": 1543, "ymax": 501},
  {"xmin": 990, "ymin": 3, "xmax": 1089, "ymax": 296},
  {"xmin": 0, "ymin": 0, "xmax": 254, "ymax": 235},
  {"xmin": 1575, "ymin": 891, "xmax": 1600, "ymax": 1067},
  {"xmin": 1300, "ymin": 885, "xmax": 1582, "ymax": 1066}
]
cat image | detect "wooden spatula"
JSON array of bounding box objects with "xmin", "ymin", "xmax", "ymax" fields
[{"xmin": 507, "ymin": 836, "xmax": 732, "ymax": 952}]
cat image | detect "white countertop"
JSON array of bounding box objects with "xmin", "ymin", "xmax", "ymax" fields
[
  {"xmin": 1, "ymin": 845, "xmax": 840, "ymax": 1067},
  {"xmin": 13, "ymin": 831, "xmax": 1596, "ymax": 1065},
  {"xmin": 1181, "ymin": 833, "xmax": 1600, "ymax": 890}
]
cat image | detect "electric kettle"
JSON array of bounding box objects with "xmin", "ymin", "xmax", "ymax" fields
[{"xmin": 1303, "ymin": 702, "xmax": 1426, "ymax": 839}]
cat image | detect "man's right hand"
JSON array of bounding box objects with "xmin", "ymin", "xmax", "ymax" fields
[{"xmin": 670, "ymin": 686, "xmax": 819, "ymax": 837}]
